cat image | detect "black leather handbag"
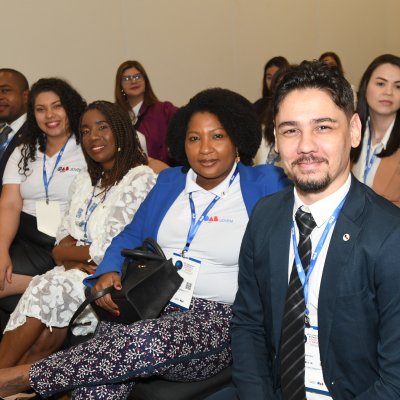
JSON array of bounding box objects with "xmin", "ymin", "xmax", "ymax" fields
[{"xmin": 69, "ymin": 238, "xmax": 183, "ymax": 328}]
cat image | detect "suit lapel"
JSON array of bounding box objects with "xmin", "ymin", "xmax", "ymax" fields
[
  {"xmin": 269, "ymin": 190, "xmax": 294, "ymax": 346},
  {"xmin": 318, "ymin": 177, "xmax": 365, "ymax": 365}
]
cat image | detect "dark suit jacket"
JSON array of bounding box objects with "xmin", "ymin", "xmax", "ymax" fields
[
  {"xmin": 0, "ymin": 121, "xmax": 28, "ymax": 192},
  {"xmin": 229, "ymin": 177, "xmax": 400, "ymax": 399}
]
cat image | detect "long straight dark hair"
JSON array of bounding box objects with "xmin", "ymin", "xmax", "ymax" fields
[
  {"xmin": 114, "ymin": 60, "xmax": 158, "ymax": 119},
  {"xmin": 352, "ymin": 54, "xmax": 400, "ymax": 163}
]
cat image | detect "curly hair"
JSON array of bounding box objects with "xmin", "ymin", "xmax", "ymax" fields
[
  {"xmin": 19, "ymin": 78, "xmax": 86, "ymax": 176},
  {"xmin": 273, "ymin": 61, "xmax": 354, "ymax": 121},
  {"xmin": 114, "ymin": 60, "xmax": 158, "ymax": 121},
  {"xmin": 80, "ymin": 101, "xmax": 148, "ymax": 189},
  {"xmin": 167, "ymin": 88, "xmax": 261, "ymax": 167},
  {"xmin": 352, "ymin": 54, "xmax": 400, "ymax": 163}
]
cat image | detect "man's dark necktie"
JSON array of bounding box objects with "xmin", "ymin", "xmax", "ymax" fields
[
  {"xmin": 280, "ymin": 207, "xmax": 316, "ymax": 400},
  {"xmin": 0, "ymin": 125, "xmax": 12, "ymax": 160}
]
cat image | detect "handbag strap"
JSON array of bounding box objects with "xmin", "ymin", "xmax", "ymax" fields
[
  {"xmin": 68, "ymin": 286, "xmax": 114, "ymax": 331},
  {"xmin": 142, "ymin": 237, "xmax": 166, "ymax": 258},
  {"xmin": 68, "ymin": 238, "xmax": 164, "ymax": 333},
  {"xmin": 120, "ymin": 248, "xmax": 165, "ymax": 261}
]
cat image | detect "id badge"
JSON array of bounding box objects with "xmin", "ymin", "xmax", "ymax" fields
[
  {"xmin": 35, "ymin": 201, "xmax": 61, "ymax": 237},
  {"xmin": 170, "ymin": 253, "xmax": 201, "ymax": 309},
  {"xmin": 305, "ymin": 326, "xmax": 330, "ymax": 397}
]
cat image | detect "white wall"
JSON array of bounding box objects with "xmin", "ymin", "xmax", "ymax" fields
[{"xmin": 2, "ymin": 0, "xmax": 399, "ymax": 106}]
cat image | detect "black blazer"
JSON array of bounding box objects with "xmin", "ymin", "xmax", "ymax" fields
[
  {"xmin": 230, "ymin": 177, "xmax": 400, "ymax": 399},
  {"xmin": 0, "ymin": 121, "xmax": 28, "ymax": 193}
]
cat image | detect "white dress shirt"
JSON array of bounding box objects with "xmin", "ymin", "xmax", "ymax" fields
[
  {"xmin": 288, "ymin": 174, "xmax": 351, "ymax": 400},
  {"xmin": 5, "ymin": 113, "xmax": 27, "ymax": 143},
  {"xmin": 352, "ymin": 118, "xmax": 394, "ymax": 187}
]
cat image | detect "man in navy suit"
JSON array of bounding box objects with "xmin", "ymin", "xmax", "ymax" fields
[
  {"xmin": 0, "ymin": 69, "xmax": 29, "ymax": 334},
  {"xmin": 210, "ymin": 61, "xmax": 400, "ymax": 399},
  {"xmin": 0, "ymin": 68, "xmax": 29, "ymax": 191}
]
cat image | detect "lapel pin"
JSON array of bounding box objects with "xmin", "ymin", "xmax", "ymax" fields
[{"xmin": 343, "ymin": 233, "xmax": 350, "ymax": 241}]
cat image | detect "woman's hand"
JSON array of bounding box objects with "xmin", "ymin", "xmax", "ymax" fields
[
  {"xmin": 63, "ymin": 261, "xmax": 96, "ymax": 274},
  {"xmin": 52, "ymin": 246, "xmax": 64, "ymax": 266},
  {"xmin": 52, "ymin": 236, "xmax": 79, "ymax": 265},
  {"xmin": 0, "ymin": 251, "xmax": 13, "ymax": 291},
  {"xmin": 92, "ymin": 272, "xmax": 121, "ymax": 316},
  {"xmin": 59, "ymin": 235, "xmax": 78, "ymax": 247}
]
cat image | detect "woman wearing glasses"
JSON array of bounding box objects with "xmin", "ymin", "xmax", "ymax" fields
[
  {"xmin": 0, "ymin": 88, "xmax": 289, "ymax": 400},
  {"xmin": 115, "ymin": 60, "xmax": 177, "ymax": 164}
]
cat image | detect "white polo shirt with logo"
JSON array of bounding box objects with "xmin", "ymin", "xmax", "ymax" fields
[
  {"xmin": 3, "ymin": 137, "xmax": 85, "ymax": 216},
  {"xmin": 157, "ymin": 164, "xmax": 249, "ymax": 304}
]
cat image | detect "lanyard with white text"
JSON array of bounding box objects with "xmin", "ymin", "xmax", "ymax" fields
[
  {"xmin": 181, "ymin": 167, "xmax": 239, "ymax": 257},
  {"xmin": 42, "ymin": 138, "xmax": 68, "ymax": 204},
  {"xmin": 81, "ymin": 186, "xmax": 99, "ymax": 244},
  {"xmin": 363, "ymin": 123, "xmax": 377, "ymax": 184},
  {"xmin": 292, "ymin": 194, "xmax": 347, "ymax": 309}
]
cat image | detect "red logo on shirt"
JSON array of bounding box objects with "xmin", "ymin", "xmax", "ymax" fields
[
  {"xmin": 57, "ymin": 166, "xmax": 81, "ymax": 173},
  {"xmin": 205, "ymin": 215, "xmax": 233, "ymax": 223}
]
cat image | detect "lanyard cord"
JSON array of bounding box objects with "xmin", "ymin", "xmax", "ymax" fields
[
  {"xmin": 291, "ymin": 194, "xmax": 347, "ymax": 307},
  {"xmin": 181, "ymin": 167, "xmax": 239, "ymax": 257},
  {"xmin": 42, "ymin": 138, "xmax": 68, "ymax": 204}
]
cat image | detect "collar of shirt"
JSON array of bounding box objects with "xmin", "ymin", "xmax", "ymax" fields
[
  {"xmin": 8, "ymin": 113, "xmax": 27, "ymax": 137},
  {"xmin": 293, "ymin": 174, "xmax": 351, "ymax": 228},
  {"xmin": 366, "ymin": 116, "xmax": 395, "ymax": 152},
  {"xmin": 185, "ymin": 162, "xmax": 239, "ymax": 197},
  {"xmin": 132, "ymin": 101, "xmax": 143, "ymax": 118},
  {"xmin": 36, "ymin": 135, "xmax": 73, "ymax": 160}
]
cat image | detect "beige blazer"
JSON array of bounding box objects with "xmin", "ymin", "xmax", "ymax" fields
[{"xmin": 373, "ymin": 149, "xmax": 400, "ymax": 207}]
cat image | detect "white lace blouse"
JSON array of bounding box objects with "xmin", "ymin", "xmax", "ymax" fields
[{"xmin": 56, "ymin": 165, "xmax": 157, "ymax": 264}]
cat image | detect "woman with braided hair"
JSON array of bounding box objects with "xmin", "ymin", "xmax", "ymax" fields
[
  {"xmin": 0, "ymin": 88, "xmax": 289, "ymax": 400},
  {"xmin": 0, "ymin": 101, "xmax": 157, "ymax": 368}
]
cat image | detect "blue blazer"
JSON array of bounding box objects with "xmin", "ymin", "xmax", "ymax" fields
[
  {"xmin": 85, "ymin": 162, "xmax": 289, "ymax": 286},
  {"xmin": 223, "ymin": 177, "xmax": 400, "ymax": 399}
]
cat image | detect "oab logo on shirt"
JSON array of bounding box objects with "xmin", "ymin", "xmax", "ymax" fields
[
  {"xmin": 205, "ymin": 215, "xmax": 234, "ymax": 223},
  {"xmin": 57, "ymin": 166, "xmax": 81, "ymax": 173}
]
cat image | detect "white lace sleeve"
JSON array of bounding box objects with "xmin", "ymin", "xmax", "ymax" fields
[
  {"xmin": 88, "ymin": 166, "xmax": 157, "ymax": 265},
  {"xmin": 55, "ymin": 172, "xmax": 80, "ymax": 244}
]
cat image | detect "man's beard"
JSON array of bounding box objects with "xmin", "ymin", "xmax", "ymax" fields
[
  {"xmin": 291, "ymin": 155, "xmax": 331, "ymax": 193},
  {"xmin": 293, "ymin": 174, "xmax": 331, "ymax": 193}
]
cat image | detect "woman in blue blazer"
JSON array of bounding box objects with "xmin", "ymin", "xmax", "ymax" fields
[{"xmin": 0, "ymin": 88, "xmax": 289, "ymax": 400}]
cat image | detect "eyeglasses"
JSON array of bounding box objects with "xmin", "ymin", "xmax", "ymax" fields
[{"xmin": 121, "ymin": 73, "xmax": 143, "ymax": 82}]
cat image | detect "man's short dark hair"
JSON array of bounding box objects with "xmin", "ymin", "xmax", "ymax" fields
[
  {"xmin": 273, "ymin": 61, "xmax": 354, "ymax": 121},
  {"xmin": 0, "ymin": 68, "xmax": 29, "ymax": 91}
]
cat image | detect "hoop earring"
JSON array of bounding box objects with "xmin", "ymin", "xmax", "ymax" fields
[{"xmin": 235, "ymin": 149, "xmax": 240, "ymax": 163}]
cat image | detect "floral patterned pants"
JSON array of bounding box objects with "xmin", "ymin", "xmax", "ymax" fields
[{"xmin": 29, "ymin": 298, "xmax": 232, "ymax": 399}]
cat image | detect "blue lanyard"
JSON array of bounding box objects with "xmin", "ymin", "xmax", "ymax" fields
[
  {"xmin": 182, "ymin": 167, "xmax": 239, "ymax": 256},
  {"xmin": 291, "ymin": 194, "xmax": 347, "ymax": 307},
  {"xmin": 81, "ymin": 186, "xmax": 100, "ymax": 244},
  {"xmin": 363, "ymin": 123, "xmax": 377, "ymax": 184},
  {"xmin": 42, "ymin": 139, "xmax": 68, "ymax": 204}
]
